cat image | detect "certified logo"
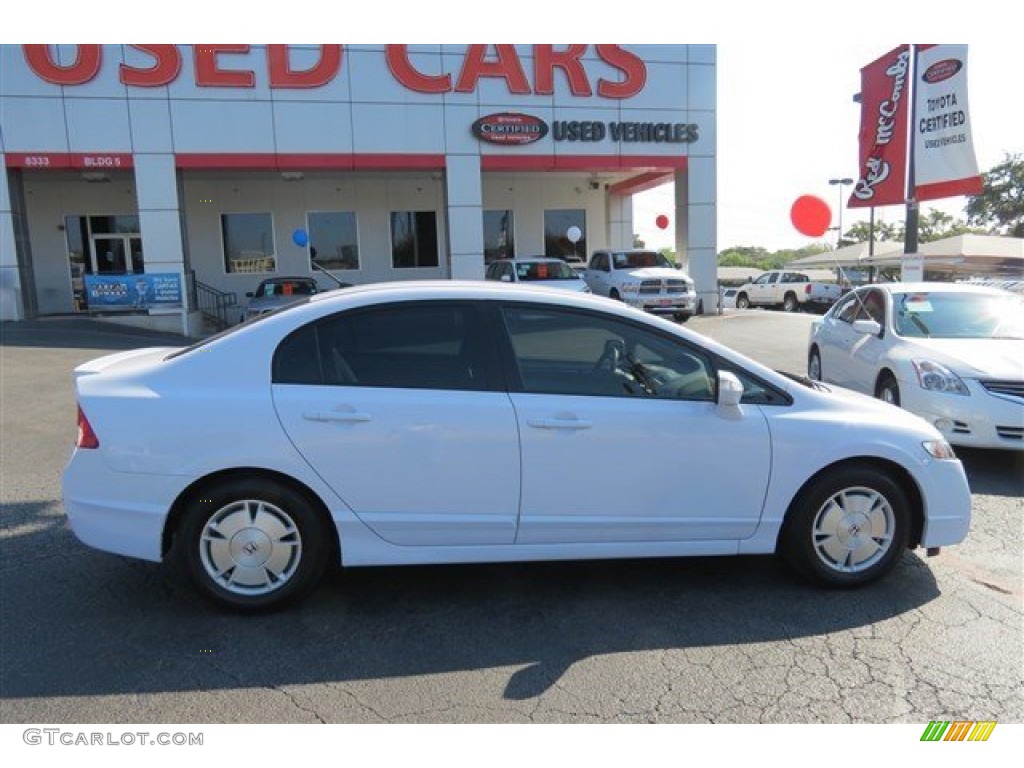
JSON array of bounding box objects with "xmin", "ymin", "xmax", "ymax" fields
[
  {"xmin": 471, "ymin": 112, "xmax": 548, "ymax": 145},
  {"xmin": 922, "ymin": 59, "xmax": 962, "ymax": 84}
]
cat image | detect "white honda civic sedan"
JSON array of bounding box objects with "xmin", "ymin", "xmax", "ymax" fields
[
  {"xmin": 808, "ymin": 283, "xmax": 1024, "ymax": 451},
  {"xmin": 64, "ymin": 281, "xmax": 971, "ymax": 611}
]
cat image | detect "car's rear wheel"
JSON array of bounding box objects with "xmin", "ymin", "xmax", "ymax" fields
[
  {"xmin": 808, "ymin": 347, "xmax": 822, "ymax": 381},
  {"xmin": 178, "ymin": 477, "xmax": 330, "ymax": 612},
  {"xmin": 780, "ymin": 466, "xmax": 910, "ymax": 588},
  {"xmin": 876, "ymin": 372, "xmax": 901, "ymax": 406},
  {"xmin": 783, "ymin": 293, "xmax": 799, "ymax": 312}
]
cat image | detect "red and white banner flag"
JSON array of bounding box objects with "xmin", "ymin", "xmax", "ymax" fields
[
  {"xmin": 912, "ymin": 44, "xmax": 983, "ymax": 202},
  {"xmin": 849, "ymin": 45, "xmax": 912, "ymax": 209}
]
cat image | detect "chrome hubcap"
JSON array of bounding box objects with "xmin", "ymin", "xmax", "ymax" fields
[
  {"xmin": 812, "ymin": 487, "xmax": 894, "ymax": 573},
  {"xmin": 200, "ymin": 500, "xmax": 302, "ymax": 595}
]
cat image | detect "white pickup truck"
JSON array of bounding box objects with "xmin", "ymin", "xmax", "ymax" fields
[
  {"xmin": 733, "ymin": 270, "xmax": 843, "ymax": 313},
  {"xmin": 584, "ymin": 249, "xmax": 696, "ymax": 322}
]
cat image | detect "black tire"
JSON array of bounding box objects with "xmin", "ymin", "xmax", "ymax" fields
[
  {"xmin": 177, "ymin": 477, "xmax": 330, "ymax": 612},
  {"xmin": 735, "ymin": 293, "xmax": 750, "ymax": 310},
  {"xmin": 782, "ymin": 293, "xmax": 799, "ymax": 313},
  {"xmin": 673, "ymin": 312, "xmax": 690, "ymax": 323},
  {"xmin": 876, "ymin": 372, "xmax": 901, "ymax": 406},
  {"xmin": 780, "ymin": 465, "xmax": 910, "ymax": 588},
  {"xmin": 808, "ymin": 347, "xmax": 822, "ymax": 381},
  {"xmin": 610, "ymin": 289, "xmax": 622, "ymax": 301}
]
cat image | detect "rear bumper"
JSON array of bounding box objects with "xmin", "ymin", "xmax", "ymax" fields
[{"xmin": 62, "ymin": 449, "xmax": 187, "ymax": 562}]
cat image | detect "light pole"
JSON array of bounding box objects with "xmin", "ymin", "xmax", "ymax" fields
[{"xmin": 829, "ymin": 177, "xmax": 853, "ymax": 248}]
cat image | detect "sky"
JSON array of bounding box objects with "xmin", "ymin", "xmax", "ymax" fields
[{"xmin": 633, "ymin": 39, "xmax": 1023, "ymax": 253}]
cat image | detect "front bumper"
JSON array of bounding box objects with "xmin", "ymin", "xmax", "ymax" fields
[
  {"xmin": 625, "ymin": 295, "xmax": 696, "ymax": 315},
  {"xmin": 900, "ymin": 377, "xmax": 1024, "ymax": 451}
]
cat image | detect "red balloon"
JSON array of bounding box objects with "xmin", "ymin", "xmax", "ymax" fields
[
  {"xmin": 655, "ymin": 214, "xmax": 669, "ymax": 230},
  {"xmin": 790, "ymin": 195, "xmax": 832, "ymax": 237}
]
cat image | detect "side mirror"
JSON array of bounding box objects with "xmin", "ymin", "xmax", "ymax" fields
[
  {"xmin": 674, "ymin": 263, "xmax": 682, "ymax": 270},
  {"xmin": 245, "ymin": 291, "xmax": 254, "ymax": 298},
  {"xmin": 717, "ymin": 371, "xmax": 744, "ymax": 408},
  {"xmin": 852, "ymin": 319, "xmax": 882, "ymax": 336}
]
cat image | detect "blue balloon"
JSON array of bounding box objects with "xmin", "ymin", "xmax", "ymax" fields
[{"xmin": 292, "ymin": 228, "xmax": 309, "ymax": 247}]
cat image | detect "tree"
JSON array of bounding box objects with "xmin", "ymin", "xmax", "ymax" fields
[
  {"xmin": 966, "ymin": 153, "xmax": 1024, "ymax": 237},
  {"xmin": 844, "ymin": 220, "xmax": 901, "ymax": 244},
  {"xmin": 917, "ymin": 209, "xmax": 984, "ymax": 243}
]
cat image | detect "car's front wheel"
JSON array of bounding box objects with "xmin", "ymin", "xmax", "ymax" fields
[
  {"xmin": 735, "ymin": 293, "xmax": 750, "ymax": 310},
  {"xmin": 178, "ymin": 477, "xmax": 330, "ymax": 611},
  {"xmin": 780, "ymin": 466, "xmax": 910, "ymax": 588}
]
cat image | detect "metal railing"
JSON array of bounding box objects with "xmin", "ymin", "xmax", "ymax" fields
[{"xmin": 188, "ymin": 271, "xmax": 237, "ymax": 332}]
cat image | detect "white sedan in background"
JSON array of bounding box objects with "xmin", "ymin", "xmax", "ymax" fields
[
  {"xmin": 64, "ymin": 281, "xmax": 970, "ymax": 611},
  {"xmin": 808, "ymin": 282, "xmax": 1024, "ymax": 450}
]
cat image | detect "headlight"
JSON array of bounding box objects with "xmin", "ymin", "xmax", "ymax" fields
[
  {"xmin": 911, "ymin": 359, "xmax": 969, "ymax": 396},
  {"xmin": 922, "ymin": 439, "xmax": 957, "ymax": 460}
]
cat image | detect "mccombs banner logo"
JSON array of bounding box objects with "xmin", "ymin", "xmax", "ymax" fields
[{"xmin": 920, "ymin": 721, "xmax": 997, "ymax": 741}]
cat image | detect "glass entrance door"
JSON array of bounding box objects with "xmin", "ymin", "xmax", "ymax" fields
[{"xmin": 91, "ymin": 235, "xmax": 133, "ymax": 274}]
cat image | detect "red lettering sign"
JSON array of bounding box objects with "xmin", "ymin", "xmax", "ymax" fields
[
  {"xmin": 120, "ymin": 45, "xmax": 181, "ymax": 87},
  {"xmin": 194, "ymin": 45, "xmax": 254, "ymax": 88},
  {"xmin": 595, "ymin": 46, "xmax": 647, "ymax": 99},
  {"xmin": 385, "ymin": 45, "xmax": 451, "ymax": 93},
  {"xmin": 23, "ymin": 45, "xmax": 101, "ymax": 85},
  {"xmin": 267, "ymin": 45, "xmax": 342, "ymax": 88},
  {"xmin": 456, "ymin": 45, "xmax": 531, "ymax": 95},
  {"xmin": 534, "ymin": 45, "xmax": 591, "ymax": 97}
]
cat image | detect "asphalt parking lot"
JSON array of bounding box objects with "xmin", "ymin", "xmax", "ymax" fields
[{"xmin": 1, "ymin": 311, "xmax": 1021, "ymax": 724}]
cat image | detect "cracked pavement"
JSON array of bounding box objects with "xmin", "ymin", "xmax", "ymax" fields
[{"xmin": 1, "ymin": 315, "xmax": 1021, "ymax": 724}]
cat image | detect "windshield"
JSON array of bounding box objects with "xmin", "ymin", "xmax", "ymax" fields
[
  {"xmin": 893, "ymin": 291, "xmax": 1024, "ymax": 339},
  {"xmin": 612, "ymin": 251, "xmax": 673, "ymax": 269},
  {"xmin": 516, "ymin": 261, "xmax": 580, "ymax": 281}
]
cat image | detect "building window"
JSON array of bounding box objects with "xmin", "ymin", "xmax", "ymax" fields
[
  {"xmin": 308, "ymin": 211, "xmax": 359, "ymax": 271},
  {"xmin": 544, "ymin": 209, "xmax": 586, "ymax": 260},
  {"xmin": 391, "ymin": 211, "xmax": 439, "ymax": 269},
  {"xmin": 222, "ymin": 213, "xmax": 276, "ymax": 273},
  {"xmin": 483, "ymin": 210, "xmax": 515, "ymax": 263}
]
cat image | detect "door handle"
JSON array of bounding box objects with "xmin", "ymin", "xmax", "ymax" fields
[
  {"xmin": 302, "ymin": 411, "xmax": 372, "ymax": 423},
  {"xmin": 527, "ymin": 417, "xmax": 592, "ymax": 430}
]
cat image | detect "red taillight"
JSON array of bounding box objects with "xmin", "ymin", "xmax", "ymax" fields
[
  {"xmin": 805, "ymin": 284, "xmax": 812, "ymax": 294},
  {"xmin": 76, "ymin": 405, "xmax": 99, "ymax": 449}
]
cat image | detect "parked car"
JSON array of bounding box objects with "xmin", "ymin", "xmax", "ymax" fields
[
  {"xmin": 584, "ymin": 249, "xmax": 696, "ymax": 322},
  {"xmin": 485, "ymin": 257, "xmax": 590, "ymax": 293},
  {"xmin": 720, "ymin": 287, "xmax": 739, "ymax": 309},
  {"xmin": 808, "ymin": 282, "xmax": 1024, "ymax": 450},
  {"xmin": 64, "ymin": 281, "xmax": 970, "ymax": 611},
  {"xmin": 734, "ymin": 270, "xmax": 843, "ymax": 312},
  {"xmin": 242, "ymin": 277, "xmax": 320, "ymax": 322}
]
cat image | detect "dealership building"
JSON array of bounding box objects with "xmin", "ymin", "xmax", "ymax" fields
[{"xmin": 0, "ymin": 44, "xmax": 717, "ymax": 334}]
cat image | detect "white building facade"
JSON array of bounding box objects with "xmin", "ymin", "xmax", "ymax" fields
[{"xmin": 0, "ymin": 44, "xmax": 716, "ymax": 334}]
